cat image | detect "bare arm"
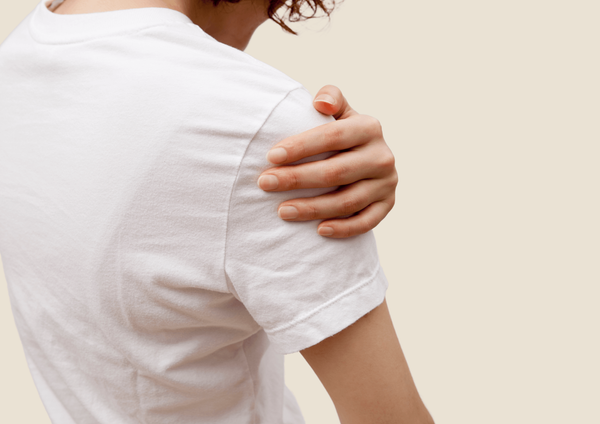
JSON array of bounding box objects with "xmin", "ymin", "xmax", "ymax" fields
[{"xmin": 300, "ymin": 299, "xmax": 434, "ymax": 424}]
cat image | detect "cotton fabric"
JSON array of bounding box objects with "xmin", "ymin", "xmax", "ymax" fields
[{"xmin": 0, "ymin": 1, "xmax": 388, "ymax": 423}]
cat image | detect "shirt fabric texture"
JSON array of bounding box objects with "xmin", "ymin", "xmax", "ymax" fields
[{"xmin": 0, "ymin": 1, "xmax": 389, "ymax": 423}]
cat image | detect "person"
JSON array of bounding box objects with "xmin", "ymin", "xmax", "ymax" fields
[{"xmin": 0, "ymin": 0, "xmax": 433, "ymax": 423}]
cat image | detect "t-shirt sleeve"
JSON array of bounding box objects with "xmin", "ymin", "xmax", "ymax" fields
[{"xmin": 224, "ymin": 86, "xmax": 389, "ymax": 354}]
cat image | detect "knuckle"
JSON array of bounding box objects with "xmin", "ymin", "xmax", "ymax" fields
[
  {"xmin": 280, "ymin": 137, "xmax": 306, "ymax": 161},
  {"xmin": 322, "ymin": 164, "xmax": 346, "ymax": 186},
  {"xmin": 286, "ymin": 170, "xmax": 301, "ymax": 190},
  {"xmin": 388, "ymin": 196, "xmax": 396, "ymax": 211},
  {"xmin": 387, "ymin": 194, "xmax": 396, "ymax": 209},
  {"xmin": 386, "ymin": 171, "xmax": 399, "ymax": 190},
  {"xmin": 363, "ymin": 115, "xmax": 383, "ymax": 139},
  {"xmin": 293, "ymin": 139, "xmax": 308, "ymax": 159},
  {"xmin": 304, "ymin": 203, "xmax": 319, "ymax": 220},
  {"xmin": 379, "ymin": 149, "xmax": 396, "ymax": 170},
  {"xmin": 339, "ymin": 225, "xmax": 352, "ymax": 238},
  {"xmin": 323, "ymin": 125, "xmax": 344, "ymax": 150},
  {"xmin": 360, "ymin": 216, "xmax": 376, "ymax": 233},
  {"xmin": 341, "ymin": 196, "xmax": 362, "ymax": 215}
]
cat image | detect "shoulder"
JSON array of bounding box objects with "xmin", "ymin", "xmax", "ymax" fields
[
  {"xmin": 141, "ymin": 23, "xmax": 304, "ymax": 106},
  {"xmin": 118, "ymin": 22, "xmax": 318, "ymax": 141}
]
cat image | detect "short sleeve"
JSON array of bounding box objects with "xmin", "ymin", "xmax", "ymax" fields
[{"xmin": 224, "ymin": 87, "xmax": 388, "ymax": 354}]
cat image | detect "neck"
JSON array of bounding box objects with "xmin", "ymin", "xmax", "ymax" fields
[
  {"xmin": 166, "ymin": 0, "xmax": 269, "ymax": 51},
  {"xmin": 51, "ymin": 0, "xmax": 269, "ymax": 51}
]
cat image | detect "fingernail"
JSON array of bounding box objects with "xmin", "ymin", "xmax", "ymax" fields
[
  {"xmin": 314, "ymin": 94, "xmax": 336, "ymax": 106},
  {"xmin": 267, "ymin": 147, "xmax": 288, "ymax": 164},
  {"xmin": 257, "ymin": 175, "xmax": 279, "ymax": 190},
  {"xmin": 318, "ymin": 226, "xmax": 334, "ymax": 236},
  {"xmin": 278, "ymin": 206, "xmax": 299, "ymax": 220}
]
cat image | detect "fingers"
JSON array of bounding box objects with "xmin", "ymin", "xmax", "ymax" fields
[
  {"xmin": 276, "ymin": 179, "xmax": 390, "ymax": 222},
  {"xmin": 266, "ymin": 114, "xmax": 384, "ymax": 165},
  {"xmin": 312, "ymin": 84, "xmax": 358, "ymax": 120},
  {"xmin": 259, "ymin": 145, "xmax": 392, "ymax": 192},
  {"xmin": 261, "ymin": 84, "xmax": 398, "ymax": 238},
  {"xmin": 316, "ymin": 200, "xmax": 395, "ymax": 238}
]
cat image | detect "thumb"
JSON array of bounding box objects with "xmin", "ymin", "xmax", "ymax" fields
[{"xmin": 313, "ymin": 84, "xmax": 358, "ymax": 120}]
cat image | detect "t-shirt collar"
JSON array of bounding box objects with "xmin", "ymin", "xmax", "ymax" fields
[{"xmin": 29, "ymin": 0, "xmax": 195, "ymax": 44}]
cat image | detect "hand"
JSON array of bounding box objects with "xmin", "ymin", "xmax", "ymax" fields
[{"xmin": 257, "ymin": 85, "xmax": 398, "ymax": 238}]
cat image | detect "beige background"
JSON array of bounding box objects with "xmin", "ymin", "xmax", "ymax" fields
[{"xmin": 2, "ymin": 0, "xmax": 599, "ymax": 423}]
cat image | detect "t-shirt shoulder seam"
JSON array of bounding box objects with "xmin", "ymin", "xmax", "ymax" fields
[{"xmin": 222, "ymin": 85, "xmax": 305, "ymax": 295}]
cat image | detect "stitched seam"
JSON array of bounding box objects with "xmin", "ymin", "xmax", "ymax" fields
[
  {"xmin": 268, "ymin": 265, "xmax": 384, "ymax": 334},
  {"xmin": 28, "ymin": 21, "xmax": 198, "ymax": 45},
  {"xmin": 222, "ymin": 86, "xmax": 304, "ymax": 295}
]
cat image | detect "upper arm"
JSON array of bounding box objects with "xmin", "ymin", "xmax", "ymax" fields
[
  {"xmin": 225, "ymin": 87, "xmax": 388, "ymax": 354},
  {"xmin": 300, "ymin": 299, "xmax": 434, "ymax": 424}
]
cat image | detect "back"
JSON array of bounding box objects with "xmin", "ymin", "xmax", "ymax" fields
[{"xmin": 0, "ymin": 1, "xmax": 388, "ymax": 423}]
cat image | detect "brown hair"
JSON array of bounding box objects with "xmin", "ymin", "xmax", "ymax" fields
[{"xmin": 209, "ymin": 0, "xmax": 337, "ymax": 34}]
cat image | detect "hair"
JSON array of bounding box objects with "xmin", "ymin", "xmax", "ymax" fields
[{"xmin": 209, "ymin": 0, "xmax": 337, "ymax": 35}]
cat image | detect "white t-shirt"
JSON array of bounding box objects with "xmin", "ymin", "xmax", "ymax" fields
[{"xmin": 0, "ymin": 1, "xmax": 389, "ymax": 423}]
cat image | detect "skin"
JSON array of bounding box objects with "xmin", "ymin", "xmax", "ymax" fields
[
  {"xmin": 52, "ymin": 0, "xmax": 398, "ymax": 239},
  {"xmin": 301, "ymin": 300, "xmax": 434, "ymax": 424},
  {"xmin": 265, "ymin": 85, "xmax": 397, "ymax": 238},
  {"xmin": 51, "ymin": 2, "xmax": 431, "ymax": 421}
]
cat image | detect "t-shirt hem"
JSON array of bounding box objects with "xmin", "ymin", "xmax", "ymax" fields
[{"xmin": 266, "ymin": 265, "xmax": 389, "ymax": 354}]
